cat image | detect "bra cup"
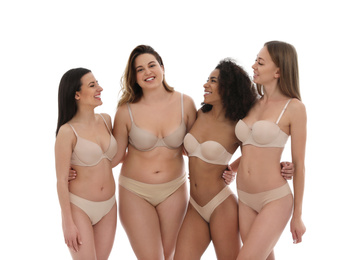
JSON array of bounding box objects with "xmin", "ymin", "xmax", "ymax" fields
[
  {"xmin": 129, "ymin": 124, "xmax": 159, "ymax": 151},
  {"xmin": 106, "ymin": 135, "xmax": 118, "ymax": 159},
  {"xmin": 163, "ymin": 122, "xmax": 186, "ymax": 148},
  {"xmin": 183, "ymin": 134, "xmax": 197, "ymax": 154},
  {"xmin": 184, "ymin": 133, "xmax": 232, "ymax": 165},
  {"xmin": 201, "ymin": 141, "xmax": 224, "ymax": 161},
  {"xmin": 252, "ymin": 121, "xmax": 280, "ymax": 145},
  {"xmin": 235, "ymin": 120, "xmax": 251, "ymax": 143},
  {"xmin": 73, "ymin": 139, "xmax": 102, "ymax": 165}
]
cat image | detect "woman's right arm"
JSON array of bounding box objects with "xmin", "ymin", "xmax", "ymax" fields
[
  {"xmin": 111, "ymin": 105, "xmax": 130, "ymax": 168},
  {"xmin": 55, "ymin": 125, "xmax": 82, "ymax": 252}
]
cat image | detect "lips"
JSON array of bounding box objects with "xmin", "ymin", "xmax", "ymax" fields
[{"xmin": 145, "ymin": 77, "xmax": 155, "ymax": 82}]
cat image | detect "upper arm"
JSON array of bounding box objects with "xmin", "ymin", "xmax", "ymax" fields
[
  {"xmin": 112, "ymin": 105, "xmax": 130, "ymax": 167},
  {"xmin": 183, "ymin": 94, "xmax": 197, "ymax": 132},
  {"xmin": 55, "ymin": 125, "xmax": 75, "ymax": 182},
  {"xmin": 289, "ymin": 100, "xmax": 307, "ymax": 166}
]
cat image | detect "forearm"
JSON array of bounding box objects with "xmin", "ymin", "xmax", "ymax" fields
[
  {"xmin": 56, "ymin": 180, "xmax": 74, "ymax": 224},
  {"xmin": 230, "ymin": 156, "xmax": 241, "ymax": 173},
  {"xmin": 292, "ymin": 165, "xmax": 305, "ymax": 217}
]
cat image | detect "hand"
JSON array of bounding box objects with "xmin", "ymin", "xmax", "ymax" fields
[
  {"xmin": 290, "ymin": 216, "xmax": 306, "ymax": 244},
  {"xmin": 222, "ymin": 165, "xmax": 236, "ymax": 185},
  {"xmin": 63, "ymin": 221, "xmax": 82, "ymax": 252},
  {"xmin": 68, "ymin": 167, "xmax": 77, "ymax": 183},
  {"xmin": 280, "ymin": 161, "xmax": 294, "ymax": 180}
]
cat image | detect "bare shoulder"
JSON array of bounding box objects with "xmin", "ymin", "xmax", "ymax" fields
[
  {"xmin": 101, "ymin": 113, "xmax": 112, "ymax": 129},
  {"xmin": 289, "ymin": 98, "xmax": 306, "ymax": 113},
  {"xmin": 114, "ymin": 103, "xmax": 131, "ymax": 125},
  {"xmin": 57, "ymin": 123, "xmax": 74, "ymax": 137},
  {"xmin": 99, "ymin": 113, "xmax": 112, "ymax": 125},
  {"xmin": 182, "ymin": 93, "xmax": 196, "ymax": 112},
  {"xmin": 288, "ymin": 98, "xmax": 307, "ymax": 123},
  {"xmin": 56, "ymin": 123, "xmax": 76, "ymax": 145}
]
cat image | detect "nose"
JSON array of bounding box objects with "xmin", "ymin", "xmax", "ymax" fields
[
  {"xmin": 252, "ymin": 62, "xmax": 257, "ymax": 70},
  {"xmin": 144, "ymin": 67, "xmax": 151, "ymax": 75},
  {"xmin": 203, "ymin": 81, "xmax": 209, "ymax": 88}
]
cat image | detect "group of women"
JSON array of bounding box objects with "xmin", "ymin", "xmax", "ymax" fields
[{"xmin": 55, "ymin": 41, "xmax": 307, "ymax": 260}]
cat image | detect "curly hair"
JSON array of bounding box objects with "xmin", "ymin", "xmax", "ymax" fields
[{"xmin": 201, "ymin": 58, "xmax": 257, "ymax": 121}]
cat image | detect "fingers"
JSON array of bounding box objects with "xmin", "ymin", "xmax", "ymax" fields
[
  {"xmin": 222, "ymin": 169, "xmax": 236, "ymax": 185},
  {"xmin": 65, "ymin": 238, "xmax": 82, "ymax": 252}
]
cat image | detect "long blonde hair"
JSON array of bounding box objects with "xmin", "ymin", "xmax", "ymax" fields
[
  {"xmin": 118, "ymin": 45, "xmax": 174, "ymax": 107},
  {"xmin": 256, "ymin": 41, "xmax": 301, "ymax": 100}
]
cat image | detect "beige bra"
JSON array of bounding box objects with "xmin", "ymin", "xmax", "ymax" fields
[
  {"xmin": 127, "ymin": 93, "xmax": 186, "ymax": 152},
  {"xmin": 68, "ymin": 114, "xmax": 117, "ymax": 167},
  {"xmin": 184, "ymin": 133, "xmax": 233, "ymax": 165},
  {"xmin": 235, "ymin": 99, "xmax": 292, "ymax": 148}
]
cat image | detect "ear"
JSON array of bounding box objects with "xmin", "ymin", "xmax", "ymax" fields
[
  {"xmin": 274, "ymin": 68, "xmax": 280, "ymax": 79},
  {"xmin": 75, "ymin": 92, "xmax": 80, "ymax": 101}
]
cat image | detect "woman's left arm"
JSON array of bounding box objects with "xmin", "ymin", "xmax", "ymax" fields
[{"xmin": 289, "ymin": 99, "xmax": 307, "ymax": 244}]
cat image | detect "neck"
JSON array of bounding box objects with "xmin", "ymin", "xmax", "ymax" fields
[
  {"xmin": 141, "ymin": 86, "xmax": 171, "ymax": 104},
  {"xmin": 208, "ymin": 103, "xmax": 226, "ymax": 121},
  {"xmin": 73, "ymin": 106, "xmax": 97, "ymax": 123},
  {"xmin": 262, "ymin": 82, "xmax": 284, "ymax": 101}
]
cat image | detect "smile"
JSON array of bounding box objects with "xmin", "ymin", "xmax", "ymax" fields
[{"xmin": 145, "ymin": 77, "xmax": 155, "ymax": 82}]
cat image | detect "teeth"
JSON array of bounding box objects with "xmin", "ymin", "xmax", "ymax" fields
[
  {"xmin": 145, "ymin": 77, "xmax": 154, "ymax": 81},
  {"xmin": 95, "ymin": 95, "xmax": 101, "ymax": 98},
  {"xmin": 204, "ymin": 91, "xmax": 211, "ymax": 95}
]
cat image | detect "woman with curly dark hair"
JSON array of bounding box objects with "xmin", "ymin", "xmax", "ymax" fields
[{"xmin": 174, "ymin": 59, "xmax": 256, "ymax": 259}]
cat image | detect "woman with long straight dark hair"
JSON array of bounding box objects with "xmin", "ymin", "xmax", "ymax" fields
[{"xmin": 55, "ymin": 68, "xmax": 117, "ymax": 259}]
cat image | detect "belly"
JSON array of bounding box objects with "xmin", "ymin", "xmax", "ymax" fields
[
  {"xmin": 69, "ymin": 160, "xmax": 115, "ymax": 201},
  {"xmin": 237, "ymin": 146, "xmax": 287, "ymax": 193}
]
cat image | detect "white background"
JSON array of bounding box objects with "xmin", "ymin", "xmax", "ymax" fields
[{"xmin": 1, "ymin": 0, "xmax": 358, "ymax": 259}]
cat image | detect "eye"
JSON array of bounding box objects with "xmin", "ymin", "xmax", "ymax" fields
[{"xmin": 137, "ymin": 68, "xmax": 143, "ymax": 72}]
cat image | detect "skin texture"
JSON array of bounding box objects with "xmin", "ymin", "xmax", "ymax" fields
[
  {"xmin": 113, "ymin": 53, "xmax": 197, "ymax": 260},
  {"xmin": 236, "ymin": 45, "xmax": 306, "ymax": 260},
  {"xmin": 55, "ymin": 72, "xmax": 117, "ymax": 259}
]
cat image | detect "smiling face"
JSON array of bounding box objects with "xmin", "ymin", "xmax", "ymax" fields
[
  {"xmin": 75, "ymin": 72, "xmax": 103, "ymax": 107},
  {"xmin": 203, "ymin": 69, "xmax": 221, "ymax": 105},
  {"xmin": 252, "ymin": 46, "xmax": 280, "ymax": 86},
  {"xmin": 134, "ymin": 53, "xmax": 164, "ymax": 89}
]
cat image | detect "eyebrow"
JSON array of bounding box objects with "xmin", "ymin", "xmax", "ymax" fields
[{"xmin": 209, "ymin": 76, "xmax": 218, "ymax": 80}]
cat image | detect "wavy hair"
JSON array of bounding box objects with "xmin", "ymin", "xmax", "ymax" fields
[
  {"xmin": 201, "ymin": 59, "xmax": 257, "ymax": 121},
  {"xmin": 118, "ymin": 45, "xmax": 174, "ymax": 107},
  {"xmin": 56, "ymin": 68, "xmax": 91, "ymax": 136}
]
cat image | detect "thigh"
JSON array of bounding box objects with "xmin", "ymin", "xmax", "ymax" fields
[
  {"xmin": 156, "ymin": 182, "xmax": 188, "ymax": 259},
  {"xmin": 119, "ymin": 185, "xmax": 164, "ymax": 260},
  {"xmin": 70, "ymin": 204, "xmax": 96, "ymax": 260},
  {"xmin": 238, "ymin": 194, "xmax": 293, "ymax": 260},
  {"xmin": 174, "ymin": 203, "xmax": 211, "ymax": 260},
  {"xmin": 93, "ymin": 202, "xmax": 117, "ymax": 260},
  {"xmin": 210, "ymin": 194, "xmax": 240, "ymax": 260}
]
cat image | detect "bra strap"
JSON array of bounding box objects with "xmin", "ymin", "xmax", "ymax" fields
[
  {"xmin": 276, "ymin": 99, "xmax": 292, "ymax": 124},
  {"xmin": 67, "ymin": 123, "xmax": 78, "ymax": 137},
  {"xmin": 127, "ymin": 103, "xmax": 134, "ymax": 122},
  {"xmin": 99, "ymin": 113, "xmax": 111, "ymax": 133}
]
